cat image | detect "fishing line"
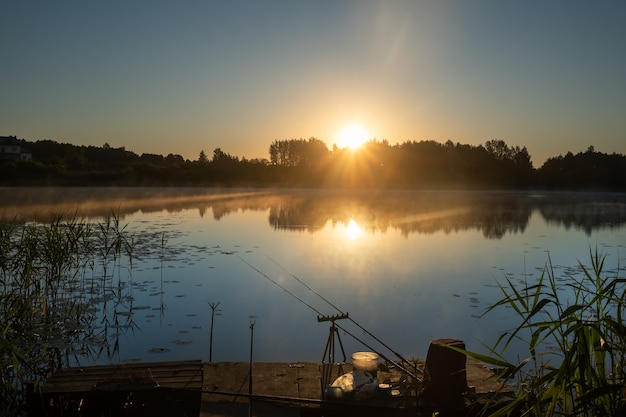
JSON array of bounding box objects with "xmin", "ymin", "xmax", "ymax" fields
[
  {"xmin": 236, "ymin": 255, "xmax": 325, "ymax": 317},
  {"xmin": 329, "ymin": 318, "xmax": 421, "ymax": 381},
  {"xmin": 265, "ymin": 256, "xmax": 344, "ymax": 315},
  {"xmin": 238, "ymin": 255, "xmax": 421, "ymax": 380},
  {"xmin": 265, "ymin": 255, "xmax": 414, "ymax": 366}
]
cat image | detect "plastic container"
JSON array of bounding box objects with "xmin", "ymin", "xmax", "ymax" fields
[{"xmin": 351, "ymin": 351, "xmax": 379, "ymax": 373}]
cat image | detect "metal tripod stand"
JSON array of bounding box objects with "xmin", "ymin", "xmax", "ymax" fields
[{"xmin": 318, "ymin": 313, "xmax": 349, "ymax": 397}]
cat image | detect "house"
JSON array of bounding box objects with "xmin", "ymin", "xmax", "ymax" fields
[{"xmin": 0, "ymin": 136, "xmax": 32, "ymax": 161}]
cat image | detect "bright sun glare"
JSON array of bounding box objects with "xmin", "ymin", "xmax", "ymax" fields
[
  {"xmin": 337, "ymin": 124, "xmax": 370, "ymax": 150},
  {"xmin": 345, "ymin": 219, "xmax": 363, "ymax": 240}
]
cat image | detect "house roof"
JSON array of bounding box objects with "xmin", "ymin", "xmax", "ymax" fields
[{"xmin": 0, "ymin": 135, "xmax": 21, "ymax": 145}]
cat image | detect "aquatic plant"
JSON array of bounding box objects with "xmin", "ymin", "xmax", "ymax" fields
[
  {"xmin": 464, "ymin": 248, "xmax": 626, "ymax": 416},
  {"xmin": 0, "ymin": 212, "xmax": 134, "ymax": 413}
]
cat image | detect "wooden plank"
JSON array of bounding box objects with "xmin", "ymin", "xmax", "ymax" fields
[{"xmin": 41, "ymin": 360, "xmax": 203, "ymax": 393}]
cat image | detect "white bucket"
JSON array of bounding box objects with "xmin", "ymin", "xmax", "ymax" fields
[{"xmin": 351, "ymin": 351, "xmax": 379, "ymax": 373}]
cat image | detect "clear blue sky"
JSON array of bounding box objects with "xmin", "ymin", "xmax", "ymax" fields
[{"xmin": 2, "ymin": 1, "xmax": 625, "ymax": 166}]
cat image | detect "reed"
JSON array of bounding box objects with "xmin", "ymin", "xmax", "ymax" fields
[
  {"xmin": 460, "ymin": 248, "xmax": 626, "ymax": 416},
  {"xmin": 0, "ymin": 212, "xmax": 134, "ymax": 413}
]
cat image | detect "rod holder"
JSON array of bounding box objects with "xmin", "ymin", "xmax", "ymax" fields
[{"xmin": 317, "ymin": 313, "xmax": 349, "ymax": 322}]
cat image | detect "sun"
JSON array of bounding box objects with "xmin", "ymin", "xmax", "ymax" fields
[{"xmin": 337, "ymin": 124, "xmax": 370, "ymax": 150}]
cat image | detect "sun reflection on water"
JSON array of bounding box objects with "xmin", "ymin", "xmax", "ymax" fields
[{"xmin": 344, "ymin": 219, "xmax": 363, "ymax": 240}]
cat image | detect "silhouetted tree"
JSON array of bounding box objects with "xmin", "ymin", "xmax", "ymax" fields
[
  {"xmin": 269, "ymin": 138, "xmax": 329, "ymax": 168},
  {"xmin": 538, "ymin": 148, "xmax": 626, "ymax": 189},
  {"xmin": 5, "ymin": 136, "xmax": 626, "ymax": 189},
  {"xmin": 165, "ymin": 153, "xmax": 185, "ymax": 165},
  {"xmin": 212, "ymin": 148, "xmax": 238, "ymax": 164},
  {"xmin": 485, "ymin": 139, "xmax": 513, "ymax": 161},
  {"xmin": 198, "ymin": 150, "xmax": 208, "ymax": 163},
  {"xmin": 140, "ymin": 153, "xmax": 164, "ymax": 164}
]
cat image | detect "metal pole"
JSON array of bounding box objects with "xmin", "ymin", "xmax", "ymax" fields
[
  {"xmin": 289, "ymin": 363, "xmax": 304, "ymax": 397},
  {"xmin": 208, "ymin": 301, "xmax": 221, "ymax": 362},
  {"xmin": 248, "ymin": 315, "xmax": 257, "ymax": 417}
]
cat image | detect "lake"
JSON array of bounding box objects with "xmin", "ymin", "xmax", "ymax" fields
[{"xmin": 2, "ymin": 187, "xmax": 626, "ymax": 367}]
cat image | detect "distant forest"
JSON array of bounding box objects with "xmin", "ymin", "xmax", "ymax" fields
[{"xmin": 2, "ymin": 137, "xmax": 626, "ymax": 189}]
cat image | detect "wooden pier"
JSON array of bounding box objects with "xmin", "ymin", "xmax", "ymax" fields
[
  {"xmin": 199, "ymin": 358, "xmax": 511, "ymax": 417},
  {"xmin": 41, "ymin": 360, "xmax": 203, "ymax": 416},
  {"xmin": 38, "ymin": 356, "xmax": 510, "ymax": 417}
]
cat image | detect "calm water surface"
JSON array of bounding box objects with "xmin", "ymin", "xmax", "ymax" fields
[{"xmin": 3, "ymin": 188, "xmax": 626, "ymax": 366}]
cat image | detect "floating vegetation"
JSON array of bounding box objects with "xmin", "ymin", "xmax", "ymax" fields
[
  {"xmin": 171, "ymin": 339, "xmax": 193, "ymax": 346},
  {"xmin": 147, "ymin": 347, "xmax": 170, "ymax": 353},
  {"xmin": 0, "ymin": 212, "xmax": 144, "ymax": 412}
]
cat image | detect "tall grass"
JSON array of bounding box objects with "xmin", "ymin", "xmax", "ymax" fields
[
  {"xmin": 0, "ymin": 212, "xmax": 134, "ymax": 414},
  {"xmin": 464, "ymin": 248, "xmax": 626, "ymax": 416}
]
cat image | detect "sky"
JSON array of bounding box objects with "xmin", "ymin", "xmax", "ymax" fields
[{"xmin": 2, "ymin": 1, "xmax": 625, "ymax": 167}]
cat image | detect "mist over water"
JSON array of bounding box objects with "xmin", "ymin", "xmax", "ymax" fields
[{"xmin": 2, "ymin": 187, "xmax": 626, "ymax": 366}]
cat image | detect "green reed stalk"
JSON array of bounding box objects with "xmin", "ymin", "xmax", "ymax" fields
[
  {"xmin": 459, "ymin": 247, "xmax": 626, "ymax": 416},
  {"xmin": 0, "ymin": 211, "xmax": 134, "ymax": 413}
]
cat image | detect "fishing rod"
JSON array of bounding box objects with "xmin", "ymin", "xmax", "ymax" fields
[
  {"xmin": 328, "ymin": 317, "xmax": 421, "ymax": 381},
  {"xmin": 237, "ymin": 256, "xmax": 421, "ymax": 381},
  {"xmin": 265, "ymin": 255, "xmax": 417, "ymax": 370},
  {"xmin": 237, "ymin": 256, "xmax": 325, "ymax": 317}
]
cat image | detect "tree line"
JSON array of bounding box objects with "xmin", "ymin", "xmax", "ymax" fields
[{"xmin": 1, "ymin": 137, "xmax": 625, "ymax": 189}]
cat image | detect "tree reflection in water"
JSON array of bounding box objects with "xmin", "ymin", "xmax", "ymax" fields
[{"xmin": 1, "ymin": 188, "xmax": 626, "ymax": 412}]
